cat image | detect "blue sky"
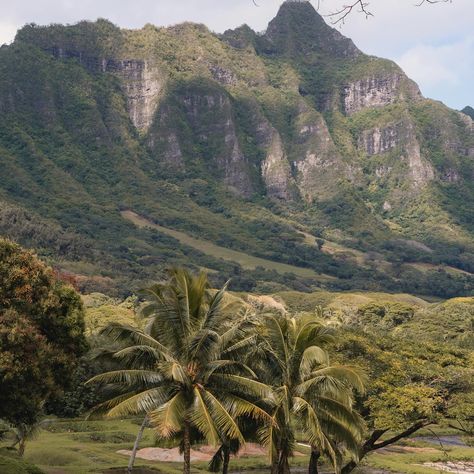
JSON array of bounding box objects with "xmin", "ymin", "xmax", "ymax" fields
[{"xmin": 1, "ymin": 0, "xmax": 472, "ymax": 110}]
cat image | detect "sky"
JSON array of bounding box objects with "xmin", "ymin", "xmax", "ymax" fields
[{"xmin": 0, "ymin": 0, "xmax": 472, "ymax": 110}]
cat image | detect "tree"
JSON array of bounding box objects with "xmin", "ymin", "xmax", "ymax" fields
[
  {"xmin": 0, "ymin": 309, "xmax": 53, "ymax": 429},
  {"xmin": 0, "ymin": 239, "xmax": 87, "ymax": 454},
  {"xmin": 333, "ymin": 331, "xmax": 473, "ymax": 473},
  {"xmin": 88, "ymin": 268, "xmax": 271, "ymax": 474},
  {"xmin": 253, "ymin": 314, "xmax": 365, "ymax": 474}
]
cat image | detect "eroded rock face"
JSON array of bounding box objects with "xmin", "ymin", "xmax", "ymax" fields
[
  {"xmin": 149, "ymin": 89, "xmax": 255, "ymax": 197},
  {"xmin": 114, "ymin": 60, "xmax": 163, "ymax": 132},
  {"xmin": 293, "ymin": 109, "xmax": 350, "ymax": 201},
  {"xmin": 405, "ymin": 138, "xmax": 435, "ymax": 187},
  {"xmin": 359, "ymin": 126, "xmax": 399, "ymax": 155},
  {"xmin": 207, "ymin": 63, "xmax": 237, "ymax": 86},
  {"xmin": 261, "ymin": 130, "xmax": 293, "ymax": 200},
  {"xmin": 358, "ymin": 118, "xmax": 435, "ymax": 190},
  {"xmin": 442, "ymin": 169, "xmax": 460, "ymax": 183},
  {"xmin": 48, "ymin": 48, "xmax": 164, "ymax": 132},
  {"xmin": 342, "ymin": 73, "xmax": 420, "ymax": 115}
]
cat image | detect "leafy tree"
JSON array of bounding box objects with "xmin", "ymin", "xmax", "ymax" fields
[
  {"xmin": 0, "ymin": 309, "xmax": 53, "ymax": 429},
  {"xmin": 334, "ymin": 331, "xmax": 473, "ymax": 473},
  {"xmin": 0, "ymin": 239, "xmax": 87, "ymax": 453},
  {"xmin": 253, "ymin": 314, "xmax": 365, "ymax": 474},
  {"xmin": 88, "ymin": 268, "xmax": 271, "ymax": 474}
]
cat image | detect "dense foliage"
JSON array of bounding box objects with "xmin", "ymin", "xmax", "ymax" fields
[{"xmin": 0, "ymin": 239, "xmax": 87, "ymax": 432}]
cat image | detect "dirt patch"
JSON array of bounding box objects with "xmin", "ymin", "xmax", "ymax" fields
[
  {"xmin": 423, "ymin": 461, "xmax": 474, "ymax": 473},
  {"xmin": 117, "ymin": 443, "xmax": 270, "ymax": 463},
  {"xmin": 117, "ymin": 447, "xmax": 211, "ymax": 462}
]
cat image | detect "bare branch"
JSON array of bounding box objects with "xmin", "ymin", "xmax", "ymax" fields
[
  {"xmin": 325, "ymin": 1, "xmax": 374, "ymax": 25},
  {"xmin": 321, "ymin": 0, "xmax": 453, "ymax": 24},
  {"xmin": 416, "ymin": 0, "xmax": 452, "ymax": 5}
]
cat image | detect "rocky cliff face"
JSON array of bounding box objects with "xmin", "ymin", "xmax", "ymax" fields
[
  {"xmin": 342, "ymin": 73, "xmax": 421, "ymax": 115},
  {"xmin": 147, "ymin": 82, "xmax": 256, "ymax": 197},
  {"xmin": 116, "ymin": 60, "xmax": 163, "ymax": 132},
  {"xmin": 293, "ymin": 106, "xmax": 350, "ymax": 201},
  {"xmin": 358, "ymin": 118, "xmax": 434, "ymax": 191}
]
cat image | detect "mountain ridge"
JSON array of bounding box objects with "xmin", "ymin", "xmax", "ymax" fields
[{"xmin": 1, "ymin": 1, "xmax": 473, "ymax": 297}]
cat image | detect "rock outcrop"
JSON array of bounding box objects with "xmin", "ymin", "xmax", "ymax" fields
[
  {"xmin": 261, "ymin": 129, "xmax": 294, "ymax": 200},
  {"xmin": 293, "ymin": 107, "xmax": 350, "ymax": 201},
  {"xmin": 114, "ymin": 60, "xmax": 163, "ymax": 132},
  {"xmin": 358, "ymin": 118, "xmax": 434, "ymax": 190},
  {"xmin": 342, "ymin": 73, "xmax": 421, "ymax": 115}
]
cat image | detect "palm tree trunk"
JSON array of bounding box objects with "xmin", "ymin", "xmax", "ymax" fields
[
  {"xmin": 277, "ymin": 451, "xmax": 291, "ymax": 474},
  {"xmin": 128, "ymin": 416, "xmax": 148, "ymax": 473},
  {"xmin": 18, "ymin": 438, "xmax": 26, "ymax": 457},
  {"xmin": 222, "ymin": 445, "xmax": 230, "ymax": 474},
  {"xmin": 271, "ymin": 453, "xmax": 279, "ymax": 474},
  {"xmin": 183, "ymin": 420, "xmax": 191, "ymax": 474},
  {"xmin": 308, "ymin": 447, "xmax": 320, "ymax": 474}
]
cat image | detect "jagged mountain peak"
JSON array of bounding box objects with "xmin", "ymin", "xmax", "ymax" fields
[
  {"xmin": 262, "ymin": 0, "xmax": 360, "ymax": 58},
  {"xmin": 462, "ymin": 106, "xmax": 474, "ymax": 120}
]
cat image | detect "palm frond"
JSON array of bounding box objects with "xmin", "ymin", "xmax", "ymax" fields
[
  {"xmin": 300, "ymin": 345, "xmax": 329, "ymax": 376},
  {"xmin": 106, "ymin": 387, "xmax": 172, "ymax": 418},
  {"xmin": 221, "ymin": 394, "xmax": 273, "ymax": 423},
  {"xmin": 99, "ymin": 323, "xmax": 175, "ymax": 361},
  {"xmin": 86, "ymin": 369, "xmax": 163, "ymax": 387},
  {"xmin": 307, "ymin": 366, "xmax": 366, "ymax": 394},
  {"xmin": 190, "ymin": 386, "xmax": 220, "ymax": 445},
  {"xmin": 210, "ymin": 373, "xmax": 271, "ymax": 399},
  {"xmin": 150, "ymin": 391, "xmax": 186, "ymax": 438},
  {"xmin": 200, "ymin": 389, "xmax": 244, "ymax": 444},
  {"xmin": 112, "ymin": 345, "xmax": 168, "ymax": 367}
]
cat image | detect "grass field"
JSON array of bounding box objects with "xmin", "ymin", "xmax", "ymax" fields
[
  {"xmin": 1, "ymin": 419, "xmax": 472, "ymax": 474},
  {"xmin": 121, "ymin": 211, "xmax": 332, "ymax": 280}
]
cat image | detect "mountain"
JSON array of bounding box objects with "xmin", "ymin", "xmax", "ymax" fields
[
  {"xmin": 462, "ymin": 106, "xmax": 474, "ymax": 120},
  {"xmin": 0, "ymin": 0, "xmax": 473, "ymax": 297}
]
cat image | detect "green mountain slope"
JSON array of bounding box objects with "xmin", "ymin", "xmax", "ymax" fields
[{"xmin": 0, "ymin": 1, "xmax": 473, "ymax": 297}]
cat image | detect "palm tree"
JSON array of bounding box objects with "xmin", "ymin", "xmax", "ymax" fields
[
  {"xmin": 9, "ymin": 419, "xmax": 51, "ymax": 457},
  {"xmin": 87, "ymin": 268, "xmax": 271, "ymax": 474},
  {"xmin": 253, "ymin": 314, "xmax": 365, "ymax": 474}
]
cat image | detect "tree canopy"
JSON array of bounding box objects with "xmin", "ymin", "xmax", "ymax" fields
[{"xmin": 0, "ymin": 239, "xmax": 88, "ymax": 429}]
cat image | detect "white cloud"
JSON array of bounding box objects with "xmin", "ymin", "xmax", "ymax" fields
[
  {"xmin": 396, "ymin": 37, "xmax": 474, "ymax": 108},
  {"xmin": 399, "ymin": 41, "xmax": 469, "ymax": 87},
  {"xmin": 0, "ymin": 22, "xmax": 19, "ymax": 45}
]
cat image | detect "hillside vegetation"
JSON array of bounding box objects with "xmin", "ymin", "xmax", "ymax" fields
[{"xmin": 0, "ymin": 2, "xmax": 472, "ymax": 298}]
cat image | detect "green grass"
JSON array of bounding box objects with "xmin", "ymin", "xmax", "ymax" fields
[
  {"xmin": 122, "ymin": 210, "xmax": 331, "ymax": 280},
  {"xmin": 5, "ymin": 418, "xmax": 474, "ymax": 474},
  {"xmin": 13, "ymin": 419, "xmax": 169, "ymax": 474}
]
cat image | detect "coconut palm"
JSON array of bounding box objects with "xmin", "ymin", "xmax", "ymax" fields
[
  {"xmin": 87, "ymin": 268, "xmax": 271, "ymax": 474},
  {"xmin": 253, "ymin": 314, "xmax": 365, "ymax": 474}
]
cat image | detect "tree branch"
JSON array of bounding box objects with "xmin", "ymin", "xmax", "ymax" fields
[
  {"xmin": 325, "ymin": 1, "xmax": 373, "ymax": 24},
  {"xmin": 448, "ymin": 422, "xmax": 473, "ymax": 435},
  {"xmin": 372, "ymin": 420, "xmax": 432, "ymax": 450},
  {"xmin": 323, "ymin": 0, "xmax": 453, "ymax": 24},
  {"xmin": 341, "ymin": 420, "xmax": 432, "ymax": 474},
  {"xmin": 416, "ymin": 0, "xmax": 452, "ymax": 5}
]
